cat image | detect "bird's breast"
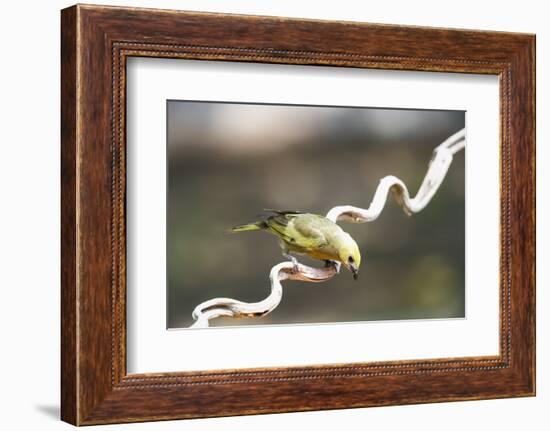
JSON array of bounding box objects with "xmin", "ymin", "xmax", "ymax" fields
[{"xmin": 304, "ymin": 247, "xmax": 340, "ymax": 262}]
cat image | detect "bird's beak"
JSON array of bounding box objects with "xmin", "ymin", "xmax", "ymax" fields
[{"xmin": 350, "ymin": 263, "xmax": 359, "ymax": 281}]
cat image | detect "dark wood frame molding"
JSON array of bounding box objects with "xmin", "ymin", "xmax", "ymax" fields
[{"xmin": 61, "ymin": 4, "xmax": 535, "ymax": 425}]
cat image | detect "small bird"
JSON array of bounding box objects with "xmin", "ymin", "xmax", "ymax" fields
[{"xmin": 230, "ymin": 210, "xmax": 362, "ymax": 280}]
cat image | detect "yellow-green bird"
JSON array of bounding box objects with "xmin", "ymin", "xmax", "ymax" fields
[{"xmin": 231, "ymin": 210, "xmax": 362, "ymax": 280}]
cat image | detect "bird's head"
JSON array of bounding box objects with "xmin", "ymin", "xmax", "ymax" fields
[{"xmin": 338, "ymin": 234, "xmax": 362, "ymax": 280}]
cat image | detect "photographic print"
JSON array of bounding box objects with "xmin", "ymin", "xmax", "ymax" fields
[{"xmin": 167, "ymin": 101, "xmax": 465, "ymax": 329}]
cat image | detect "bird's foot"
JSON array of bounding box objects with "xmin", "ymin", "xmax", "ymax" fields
[
  {"xmin": 283, "ymin": 253, "xmax": 300, "ymax": 274},
  {"xmin": 324, "ymin": 260, "xmax": 341, "ymax": 272}
]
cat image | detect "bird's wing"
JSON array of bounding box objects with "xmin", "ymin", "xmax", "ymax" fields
[
  {"xmin": 265, "ymin": 213, "xmax": 298, "ymax": 243},
  {"xmin": 288, "ymin": 215, "xmax": 329, "ymax": 250},
  {"xmin": 262, "ymin": 209, "xmax": 303, "ymax": 216}
]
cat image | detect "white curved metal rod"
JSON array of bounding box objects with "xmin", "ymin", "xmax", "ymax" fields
[
  {"xmin": 326, "ymin": 128, "xmax": 465, "ymax": 222},
  {"xmin": 190, "ymin": 262, "xmax": 339, "ymax": 328},
  {"xmin": 189, "ymin": 128, "xmax": 465, "ymax": 328}
]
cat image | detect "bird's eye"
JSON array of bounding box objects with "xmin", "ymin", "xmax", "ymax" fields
[{"xmin": 348, "ymin": 256, "xmax": 354, "ymax": 263}]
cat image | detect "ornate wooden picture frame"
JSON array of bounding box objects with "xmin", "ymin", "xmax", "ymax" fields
[{"xmin": 61, "ymin": 4, "xmax": 535, "ymax": 425}]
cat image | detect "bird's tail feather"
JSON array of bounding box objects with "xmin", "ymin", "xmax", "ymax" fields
[{"xmin": 228, "ymin": 221, "xmax": 267, "ymax": 233}]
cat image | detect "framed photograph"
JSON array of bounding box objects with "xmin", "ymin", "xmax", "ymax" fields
[{"xmin": 61, "ymin": 4, "xmax": 535, "ymax": 425}]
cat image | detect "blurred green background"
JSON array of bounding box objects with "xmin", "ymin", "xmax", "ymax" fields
[{"xmin": 167, "ymin": 101, "xmax": 465, "ymax": 329}]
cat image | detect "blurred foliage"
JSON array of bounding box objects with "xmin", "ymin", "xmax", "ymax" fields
[{"xmin": 167, "ymin": 102, "xmax": 465, "ymax": 328}]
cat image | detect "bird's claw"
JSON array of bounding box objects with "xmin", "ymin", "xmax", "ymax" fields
[{"xmin": 283, "ymin": 253, "xmax": 300, "ymax": 274}]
